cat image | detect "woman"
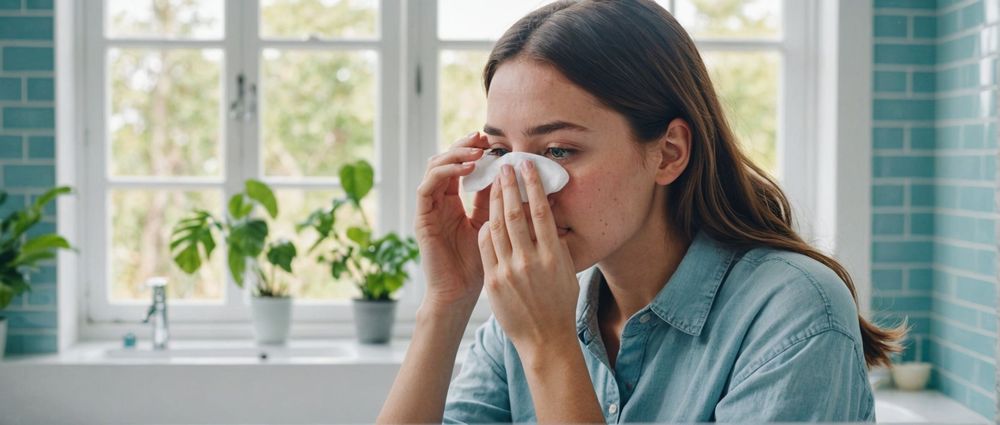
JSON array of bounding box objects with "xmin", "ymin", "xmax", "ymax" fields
[{"xmin": 379, "ymin": 0, "xmax": 903, "ymax": 422}]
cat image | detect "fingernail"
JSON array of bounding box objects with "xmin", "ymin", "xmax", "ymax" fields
[
  {"xmin": 522, "ymin": 160, "xmax": 534, "ymax": 172},
  {"xmin": 466, "ymin": 131, "xmax": 478, "ymax": 138},
  {"xmin": 502, "ymin": 165, "xmax": 513, "ymax": 177}
]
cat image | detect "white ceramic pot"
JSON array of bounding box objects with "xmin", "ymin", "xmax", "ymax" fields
[
  {"xmin": 250, "ymin": 296, "xmax": 292, "ymax": 345},
  {"xmin": 353, "ymin": 299, "xmax": 397, "ymax": 344},
  {"xmin": 0, "ymin": 316, "xmax": 6, "ymax": 360},
  {"xmin": 891, "ymin": 361, "xmax": 932, "ymax": 391}
]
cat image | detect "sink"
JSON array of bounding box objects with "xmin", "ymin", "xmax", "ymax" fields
[{"xmin": 103, "ymin": 341, "xmax": 350, "ymax": 362}]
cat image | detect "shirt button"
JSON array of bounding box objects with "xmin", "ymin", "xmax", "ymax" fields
[
  {"xmin": 639, "ymin": 314, "xmax": 651, "ymax": 323},
  {"xmin": 608, "ymin": 403, "xmax": 618, "ymax": 414}
]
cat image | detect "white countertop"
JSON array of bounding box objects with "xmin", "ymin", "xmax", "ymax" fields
[
  {"xmin": 874, "ymin": 389, "xmax": 989, "ymax": 423},
  {"xmin": 1, "ymin": 341, "xmax": 992, "ymax": 424}
]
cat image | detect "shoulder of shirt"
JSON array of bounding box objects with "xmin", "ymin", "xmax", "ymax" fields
[{"xmin": 722, "ymin": 245, "xmax": 862, "ymax": 341}]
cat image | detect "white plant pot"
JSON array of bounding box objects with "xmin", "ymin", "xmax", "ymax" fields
[
  {"xmin": 250, "ymin": 296, "xmax": 292, "ymax": 345},
  {"xmin": 0, "ymin": 316, "xmax": 6, "ymax": 360},
  {"xmin": 891, "ymin": 361, "xmax": 932, "ymax": 391},
  {"xmin": 353, "ymin": 299, "xmax": 397, "ymax": 344}
]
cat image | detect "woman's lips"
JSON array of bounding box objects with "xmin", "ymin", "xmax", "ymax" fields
[
  {"xmin": 526, "ymin": 224, "xmax": 571, "ymax": 240},
  {"xmin": 524, "ymin": 212, "xmax": 570, "ymax": 238}
]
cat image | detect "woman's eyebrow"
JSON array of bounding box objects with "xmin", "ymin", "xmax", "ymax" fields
[{"xmin": 482, "ymin": 120, "xmax": 591, "ymax": 138}]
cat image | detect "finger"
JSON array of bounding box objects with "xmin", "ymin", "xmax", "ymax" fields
[
  {"xmin": 415, "ymin": 162, "xmax": 477, "ymax": 216},
  {"xmin": 478, "ymin": 221, "xmax": 498, "ymax": 271},
  {"xmin": 488, "ymin": 175, "xmax": 512, "ymax": 261},
  {"xmin": 520, "ymin": 160, "xmax": 560, "ymax": 248},
  {"xmin": 449, "ymin": 130, "xmax": 489, "ymax": 150},
  {"xmin": 427, "ymin": 132, "xmax": 488, "ymax": 199},
  {"xmin": 425, "ymin": 146, "xmax": 485, "ymax": 175},
  {"xmin": 470, "ymin": 187, "xmax": 491, "ymax": 229},
  {"xmin": 500, "ymin": 164, "xmax": 534, "ymax": 256}
]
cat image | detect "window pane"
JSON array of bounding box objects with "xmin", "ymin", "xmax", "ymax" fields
[
  {"xmin": 439, "ymin": 50, "xmax": 489, "ymax": 215},
  {"xmin": 675, "ymin": 0, "xmax": 781, "ymax": 39},
  {"xmin": 260, "ymin": 0, "xmax": 378, "ymax": 40},
  {"xmin": 109, "ymin": 189, "xmax": 224, "ymax": 302},
  {"xmin": 261, "ymin": 49, "xmax": 376, "ymax": 178},
  {"xmin": 271, "ymin": 188, "xmax": 378, "ymax": 301},
  {"xmin": 108, "ymin": 48, "xmax": 223, "ymax": 178},
  {"xmin": 439, "ymin": 50, "xmax": 489, "ymax": 151},
  {"xmin": 438, "ymin": 0, "xmax": 555, "ymax": 40},
  {"xmin": 105, "ymin": 0, "xmax": 224, "ymax": 39},
  {"xmin": 702, "ymin": 50, "xmax": 780, "ymax": 176}
]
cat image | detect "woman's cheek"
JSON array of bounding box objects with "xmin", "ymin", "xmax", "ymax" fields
[
  {"xmin": 568, "ymin": 168, "xmax": 615, "ymax": 200},
  {"xmin": 557, "ymin": 170, "xmax": 587, "ymax": 202}
]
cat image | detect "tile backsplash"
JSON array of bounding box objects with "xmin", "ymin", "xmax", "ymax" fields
[
  {"xmin": 0, "ymin": 0, "xmax": 57, "ymax": 355},
  {"xmin": 872, "ymin": 0, "xmax": 997, "ymax": 419}
]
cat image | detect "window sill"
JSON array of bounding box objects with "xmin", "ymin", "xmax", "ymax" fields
[{"xmin": 77, "ymin": 313, "xmax": 489, "ymax": 341}]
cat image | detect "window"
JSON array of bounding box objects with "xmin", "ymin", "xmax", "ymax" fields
[
  {"xmin": 83, "ymin": 0, "xmax": 402, "ymax": 328},
  {"xmin": 80, "ymin": 0, "xmax": 815, "ymax": 334},
  {"xmin": 419, "ymin": 0, "xmax": 809, "ymax": 319},
  {"xmin": 423, "ymin": 0, "xmax": 810, "ymax": 222},
  {"xmin": 430, "ymin": 0, "xmax": 796, "ymax": 176}
]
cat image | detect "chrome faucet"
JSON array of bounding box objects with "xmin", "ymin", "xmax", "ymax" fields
[{"xmin": 142, "ymin": 277, "xmax": 169, "ymax": 350}]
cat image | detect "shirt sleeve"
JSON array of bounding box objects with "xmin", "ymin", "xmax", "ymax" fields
[
  {"xmin": 443, "ymin": 317, "xmax": 513, "ymax": 424},
  {"xmin": 714, "ymin": 328, "xmax": 875, "ymax": 422}
]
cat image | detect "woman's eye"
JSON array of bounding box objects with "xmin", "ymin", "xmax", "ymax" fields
[
  {"xmin": 546, "ymin": 147, "xmax": 575, "ymax": 159},
  {"xmin": 486, "ymin": 148, "xmax": 509, "ymax": 157},
  {"xmin": 486, "ymin": 147, "xmax": 575, "ymax": 159}
]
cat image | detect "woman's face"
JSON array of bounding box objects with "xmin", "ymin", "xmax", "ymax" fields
[{"xmin": 484, "ymin": 58, "xmax": 664, "ymax": 272}]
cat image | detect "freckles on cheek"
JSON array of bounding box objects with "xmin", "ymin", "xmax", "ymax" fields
[
  {"xmin": 561, "ymin": 173, "xmax": 609, "ymax": 223},
  {"xmin": 569, "ymin": 170, "xmax": 633, "ymax": 238},
  {"xmin": 569, "ymin": 169, "xmax": 619, "ymax": 202}
]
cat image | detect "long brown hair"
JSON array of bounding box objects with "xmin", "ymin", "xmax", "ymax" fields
[{"xmin": 483, "ymin": 0, "xmax": 904, "ymax": 368}]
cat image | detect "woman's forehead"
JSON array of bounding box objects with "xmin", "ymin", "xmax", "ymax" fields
[
  {"xmin": 487, "ymin": 60, "xmax": 614, "ymax": 131},
  {"xmin": 489, "ymin": 59, "xmax": 590, "ymax": 103}
]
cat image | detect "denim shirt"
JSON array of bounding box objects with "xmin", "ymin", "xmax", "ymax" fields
[{"xmin": 443, "ymin": 231, "xmax": 875, "ymax": 423}]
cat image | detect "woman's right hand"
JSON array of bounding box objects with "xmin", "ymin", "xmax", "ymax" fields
[{"xmin": 414, "ymin": 131, "xmax": 492, "ymax": 312}]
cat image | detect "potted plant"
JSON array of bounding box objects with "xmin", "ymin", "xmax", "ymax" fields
[
  {"xmin": 170, "ymin": 179, "xmax": 298, "ymax": 345},
  {"xmin": 0, "ymin": 186, "xmax": 73, "ymax": 359},
  {"xmin": 299, "ymin": 160, "xmax": 419, "ymax": 344}
]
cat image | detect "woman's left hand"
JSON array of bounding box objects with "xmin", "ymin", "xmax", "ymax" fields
[{"xmin": 478, "ymin": 161, "xmax": 580, "ymax": 356}]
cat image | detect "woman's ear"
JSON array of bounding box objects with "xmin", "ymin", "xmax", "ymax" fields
[{"xmin": 652, "ymin": 118, "xmax": 691, "ymax": 186}]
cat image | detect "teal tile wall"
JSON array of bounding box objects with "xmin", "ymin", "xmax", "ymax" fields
[
  {"xmin": 873, "ymin": 0, "xmax": 997, "ymax": 419},
  {"xmin": 0, "ymin": 1, "xmax": 993, "ymax": 416},
  {"xmin": 0, "ymin": 0, "xmax": 58, "ymax": 355}
]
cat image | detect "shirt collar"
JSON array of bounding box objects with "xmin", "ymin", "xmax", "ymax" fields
[{"xmin": 575, "ymin": 230, "xmax": 738, "ymax": 338}]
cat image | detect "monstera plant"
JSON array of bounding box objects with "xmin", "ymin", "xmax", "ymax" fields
[
  {"xmin": 298, "ymin": 160, "xmax": 419, "ymax": 343},
  {"xmin": 170, "ymin": 179, "xmax": 298, "ymax": 345}
]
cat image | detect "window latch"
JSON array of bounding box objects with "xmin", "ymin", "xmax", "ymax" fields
[{"xmin": 229, "ymin": 73, "xmax": 247, "ymax": 121}]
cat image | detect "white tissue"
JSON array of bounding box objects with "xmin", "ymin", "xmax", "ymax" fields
[{"xmin": 461, "ymin": 151, "xmax": 570, "ymax": 203}]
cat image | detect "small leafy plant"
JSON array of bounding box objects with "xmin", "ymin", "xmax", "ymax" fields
[
  {"xmin": 298, "ymin": 160, "xmax": 419, "ymax": 301},
  {"xmin": 0, "ymin": 186, "xmax": 73, "ymax": 311},
  {"xmin": 171, "ymin": 180, "xmax": 297, "ymax": 298}
]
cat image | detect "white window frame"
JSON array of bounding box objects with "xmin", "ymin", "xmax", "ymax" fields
[
  {"xmin": 59, "ymin": 0, "xmax": 870, "ymax": 341},
  {"xmin": 77, "ymin": 0, "xmax": 417, "ymax": 340}
]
